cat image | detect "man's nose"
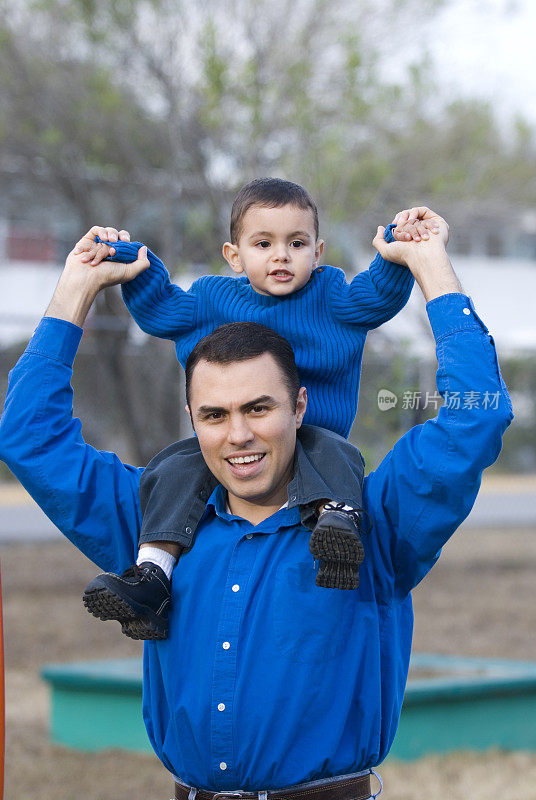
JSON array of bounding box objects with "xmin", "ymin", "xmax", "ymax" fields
[{"xmin": 227, "ymin": 413, "xmax": 255, "ymax": 445}]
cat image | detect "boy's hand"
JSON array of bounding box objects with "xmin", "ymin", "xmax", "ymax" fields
[
  {"xmin": 373, "ymin": 212, "xmax": 449, "ymax": 269},
  {"xmin": 391, "ymin": 206, "xmax": 441, "ymax": 243},
  {"xmin": 45, "ymin": 236, "xmax": 149, "ymax": 327},
  {"xmin": 72, "ymin": 226, "xmax": 131, "ymax": 266},
  {"xmin": 373, "ymin": 213, "xmax": 460, "ymax": 302}
]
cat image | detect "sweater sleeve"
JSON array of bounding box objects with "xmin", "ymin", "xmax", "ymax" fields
[
  {"xmin": 98, "ymin": 239, "xmax": 198, "ymax": 339},
  {"xmin": 363, "ymin": 294, "xmax": 513, "ymax": 600},
  {"xmin": 0, "ymin": 317, "xmax": 143, "ymax": 573},
  {"xmin": 330, "ymin": 224, "xmax": 415, "ymax": 328}
]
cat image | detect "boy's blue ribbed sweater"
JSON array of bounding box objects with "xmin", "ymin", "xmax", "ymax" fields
[{"xmin": 113, "ymin": 225, "xmax": 412, "ymax": 438}]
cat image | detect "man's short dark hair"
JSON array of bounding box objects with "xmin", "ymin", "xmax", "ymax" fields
[
  {"xmin": 230, "ymin": 177, "xmax": 319, "ymax": 244},
  {"xmin": 185, "ymin": 322, "xmax": 301, "ymax": 410}
]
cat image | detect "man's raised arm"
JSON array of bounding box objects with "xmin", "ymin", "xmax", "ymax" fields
[
  {"xmin": 0, "ymin": 238, "xmax": 150, "ymax": 571},
  {"xmin": 364, "ymin": 216, "xmax": 513, "ymax": 599}
]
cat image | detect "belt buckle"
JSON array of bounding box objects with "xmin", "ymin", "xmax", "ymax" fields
[{"xmin": 212, "ymin": 793, "xmax": 250, "ymax": 800}]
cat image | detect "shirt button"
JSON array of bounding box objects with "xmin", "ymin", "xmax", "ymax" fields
[
  {"xmin": 246, "ymin": 533, "xmax": 253, "ymax": 539},
  {"xmin": 185, "ymin": 526, "xmax": 192, "ymax": 534},
  {"xmin": 463, "ymin": 307, "xmax": 471, "ymax": 316},
  {"xmin": 218, "ymin": 703, "xmax": 225, "ymax": 711},
  {"xmin": 222, "ymin": 641, "xmax": 230, "ymax": 650},
  {"xmin": 220, "ymin": 762, "xmax": 227, "ymax": 771},
  {"xmin": 232, "ymin": 585, "xmax": 240, "ymax": 592}
]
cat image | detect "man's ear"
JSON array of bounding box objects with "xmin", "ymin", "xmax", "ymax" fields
[
  {"xmin": 185, "ymin": 404, "xmax": 195, "ymax": 432},
  {"xmin": 295, "ymin": 387, "xmax": 307, "ymax": 429},
  {"xmin": 314, "ymin": 239, "xmax": 325, "ymax": 267},
  {"xmin": 222, "ymin": 242, "xmax": 243, "ymax": 274}
]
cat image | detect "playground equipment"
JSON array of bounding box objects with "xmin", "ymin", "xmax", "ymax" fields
[
  {"xmin": 0, "ymin": 563, "xmax": 5, "ymax": 800},
  {"xmin": 42, "ymin": 652, "xmax": 536, "ymax": 759}
]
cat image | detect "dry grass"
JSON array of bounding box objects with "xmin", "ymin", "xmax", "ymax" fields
[{"xmin": 1, "ymin": 524, "xmax": 536, "ymax": 799}]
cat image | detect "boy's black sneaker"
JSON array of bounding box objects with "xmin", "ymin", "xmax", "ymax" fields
[
  {"xmin": 82, "ymin": 562, "xmax": 171, "ymax": 640},
  {"xmin": 309, "ymin": 503, "xmax": 365, "ymax": 590}
]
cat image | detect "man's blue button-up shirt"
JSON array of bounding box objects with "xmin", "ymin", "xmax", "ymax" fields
[{"xmin": 0, "ymin": 293, "xmax": 513, "ymax": 790}]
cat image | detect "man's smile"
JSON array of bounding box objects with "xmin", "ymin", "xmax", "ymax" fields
[{"xmin": 225, "ymin": 451, "xmax": 267, "ymax": 478}]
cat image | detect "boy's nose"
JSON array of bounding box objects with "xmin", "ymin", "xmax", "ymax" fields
[{"xmin": 272, "ymin": 244, "xmax": 290, "ymax": 262}]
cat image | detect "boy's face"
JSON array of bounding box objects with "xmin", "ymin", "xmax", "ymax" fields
[{"xmin": 222, "ymin": 204, "xmax": 324, "ymax": 296}]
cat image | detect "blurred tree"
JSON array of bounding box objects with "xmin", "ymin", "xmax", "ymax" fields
[{"xmin": 1, "ymin": 0, "xmax": 534, "ymax": 463}]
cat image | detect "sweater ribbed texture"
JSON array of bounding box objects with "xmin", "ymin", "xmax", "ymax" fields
[{"xmin": 116, "ymin": 225, "xmax": 413, "ymax": 438}]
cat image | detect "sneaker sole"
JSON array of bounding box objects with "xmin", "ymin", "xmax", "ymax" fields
[
  {"xmin": 309, "ymin": 524, "xmax": 365, "ymax": 590},
  {"xmin": 82, "ymin": 587, "xmax": 169, "ymax": 640}
]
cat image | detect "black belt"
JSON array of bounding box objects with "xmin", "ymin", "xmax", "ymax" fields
[{"xmin": 175, "ymin": 773, "xmax": 372, "ymax": 800}]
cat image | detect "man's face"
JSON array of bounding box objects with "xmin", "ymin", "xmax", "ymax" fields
[
  {"xmin": 223, "ymin": 204, "xmax": 324, "ymax": 296},
  {"xmin": 187, "ymin": 353, "xmax": 307, "ymax": 523}
]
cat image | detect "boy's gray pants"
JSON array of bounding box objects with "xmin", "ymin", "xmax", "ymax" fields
[{"xmin": 139, "ymin": 425, "xmax": 366, "ymax": 551}]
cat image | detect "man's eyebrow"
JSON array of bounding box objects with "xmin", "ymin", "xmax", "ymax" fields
[
  {"xmin": 196, "ymin": 404, "xmax": 227, "ymax": 416},
  {"xmin": 240, "ymin": 395, "xmax": 277, "ymax": 411},
  {"xmin": 196, "ymin": 395, "xmax": 277, "ymax": 416}
]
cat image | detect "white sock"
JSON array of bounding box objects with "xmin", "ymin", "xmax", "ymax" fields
[{"xmin": 137, "ymin": 547, "xmax": 177, "ymax": 580}]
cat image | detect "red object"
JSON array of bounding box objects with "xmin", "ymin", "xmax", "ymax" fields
[{"xmin": 0, "ymin": 562, "xmax": 4, "ymax": 800}]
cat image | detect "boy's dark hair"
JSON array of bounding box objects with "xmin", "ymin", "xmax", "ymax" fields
[
  {"xmin": 230, "ymin": 177, "xmax": 319, "ymax": 244},
  {"xmin": 185, "ymin": 322, "xmax": 301, "ymax": 410}
]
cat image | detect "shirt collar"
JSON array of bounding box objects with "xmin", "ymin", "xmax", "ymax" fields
[{"xmin": 205, "ymin": 484, "xmax": 299, "ymax": 531}]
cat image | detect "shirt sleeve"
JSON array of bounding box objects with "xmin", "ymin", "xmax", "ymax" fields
[
  {"xmin": 330, "ymin": 224, "xmax": 415, "ymax": 328},
  {"xmin": 0, "ymin": 317, "xmax": 143, "ymax": 573},
  {"xmin": 99, "ymin": 239, "xmax": 198, "ymax": 339},
  {"xmin": 363, "ymin": 293, "xmax": 514, "ymax": 599}
]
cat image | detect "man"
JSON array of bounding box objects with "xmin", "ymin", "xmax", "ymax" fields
[{"xmin": 0, "ymin": 215, "xmax": 512, "ymax": 799}]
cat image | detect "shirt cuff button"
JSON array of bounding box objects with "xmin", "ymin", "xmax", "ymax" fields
[{"xmin": 463, "ymin": 308, "xmax": 471, "ymax": 315}]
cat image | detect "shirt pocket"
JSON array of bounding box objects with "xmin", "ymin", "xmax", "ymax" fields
[{"xmin": 272, "ymin": 562, "xmax": 356, "ymax": 664}]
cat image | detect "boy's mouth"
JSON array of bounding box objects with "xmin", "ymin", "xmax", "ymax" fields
[{"xmin": 269, "ymin": 269, "xmax": 293, "ymax": 280}]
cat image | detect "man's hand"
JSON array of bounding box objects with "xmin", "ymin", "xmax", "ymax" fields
[
  {"xmin": 45, "ymin": 229, "xmax": 149, "ymax": 327},
  {"xmin": 391, "ymin": 206, "xmax": 442, "ymax": 243},
  {"xmin": 372, "ymin": 212, "xmax": 462, "ymax": 302},
  {"xmin": 72, "ymin": 225, "xmax": 131, "ymax": 266}
]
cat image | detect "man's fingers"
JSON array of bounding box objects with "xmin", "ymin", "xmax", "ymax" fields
[
  {"xmin": 372, "ymin": 226, "xmax": 388, "ymax": 255},
  {"xmin": 104, "ymin": 227, "xmax": 119, "ymax": 243},
  {"xmin": 125, "ymin": 246, "xmax": 150, "ymax": 279},
  {"xmin": 393, "ymin": 210, "xmax": 410, "ymax": 227},
  {"xmin": 73, "ymin": 240, "xmax": 95, "ymax": 255},
  {"xmin": 118, "ymin": 230, "xmax": 131, "ymax": 242}
]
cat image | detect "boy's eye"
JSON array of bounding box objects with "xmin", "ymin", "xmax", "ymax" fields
[
  {"xmin": 291, "ymin": 240, "xmax": 304, "ymax": 248},
  {"xmin": 256, "ymin": 241, "xmax": 270, "ymax": 248}
]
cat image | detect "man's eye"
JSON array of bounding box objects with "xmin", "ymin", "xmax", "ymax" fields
[
  {"xmin": 250, "ymin": 405, "xmax": 267, "ymax": 414},
  {"xmin": 205, "ymin": 412, "xmax": 223, "ymax": 421}
]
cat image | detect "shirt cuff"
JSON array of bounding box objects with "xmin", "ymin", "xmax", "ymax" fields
[
  {"xmin": 26, "ymin": 317, "xmax": 84, "ymax": 367},
  {"xmin": 426, "ymin": 293, "xmax": 489, "ymax": 341}
]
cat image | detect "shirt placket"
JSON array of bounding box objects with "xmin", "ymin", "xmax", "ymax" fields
[{"xmin": 210, "ymin": 525, "xmax": 258, "ymax": 788}]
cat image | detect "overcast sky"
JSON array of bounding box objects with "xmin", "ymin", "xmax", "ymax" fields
[{"xmin": 424, "ymin": 0, "xmax": 536, "ymax": 124}]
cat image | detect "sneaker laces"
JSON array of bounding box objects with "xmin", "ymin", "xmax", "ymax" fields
[
  {"xmin": 322, "ymin": 502, "xmax": 373, "ymax": 535},
  {"xmin": 121, "ymin": 565, "xmax": 141, "ymax": 579}
]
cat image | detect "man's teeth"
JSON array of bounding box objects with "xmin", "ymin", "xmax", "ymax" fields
[{"xmin": 229, "ymin": 454, "xmax": 264, "ymax": 464}]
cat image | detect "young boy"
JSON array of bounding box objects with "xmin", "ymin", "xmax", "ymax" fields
[{"xmin": 79, "ymin": 178, "xmax": 439, "ymax": 640}]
